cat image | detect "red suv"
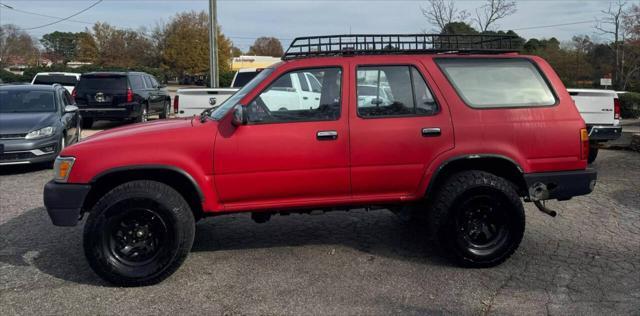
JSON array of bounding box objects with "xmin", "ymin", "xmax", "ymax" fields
[{"xmin": 44, "ymin": 35, "xmax": 597, "ymax": 286}]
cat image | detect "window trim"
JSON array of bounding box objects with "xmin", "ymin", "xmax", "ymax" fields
[
  {"xmin": 355, "ymin": 64, "xmax": 441, "ymax": 120},
  {"xmin": 434, "ymin": 57, "xmax": 559, "ymax": 110},
  {"xmin": 245, "ymin": 65, "xmax": 344, "ymax": 125}
]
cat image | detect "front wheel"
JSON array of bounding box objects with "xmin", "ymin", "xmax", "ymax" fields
[
  {"xmin": 83, "ymin": 180, "xmax": 195, "ymax": 286},
  {"xmin": 428, "ymin": 170, "xmax": 525, "ymax": 268}
]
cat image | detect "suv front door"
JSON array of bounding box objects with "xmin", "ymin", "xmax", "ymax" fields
[
  {"xmin": 348, "ymin": 59, "xmax": 454, "ymax": 199},
  {"xmin": 214, "ymin": 65, "xmax": 349, "ymax": 210}
]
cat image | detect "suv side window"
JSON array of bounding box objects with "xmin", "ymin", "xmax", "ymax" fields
[
  {"xmin": 149, "ymin": 76, "xmax": 160, "ymax": 88},
  {"xmin": 143, "ymin": 75, "xmax": 153, "ymax": 89},
  {"xmin": 356, "ymin": 66, "xmax": 438, "ymax": 117},
  {"xmin": 130, "ymin": 75, "xmax": 145, "ymax": 90},
  {"xmin": 247, "ymin": 67, "xmax": 342, "ymax": 123}
]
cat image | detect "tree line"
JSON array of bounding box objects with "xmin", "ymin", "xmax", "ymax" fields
[{"xmin": 0, "ymin": 10, "xmax": 285, "ymax": 85}]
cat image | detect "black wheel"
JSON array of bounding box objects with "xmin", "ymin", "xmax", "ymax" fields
[
  {"xmin": 159, "ymin": 100, "xmax": 170, "ymax": 119},
  {"xmin": 83, "ymin": 180, "xmax": 195, "ymax": 286},
  {"xmin": 588, "ymin": 142, "xmax": 599, "ymax": 164},
  {"xmin": 136, "ymin": 105, "xmax": 148, "ymax": 123},
  {"xmin": 428, "ymin": 170, "xmax": 525, "ymax": 268},
  {"xmin": 81, "ymin": 118, "xmax": 93, "ymax": 129}
]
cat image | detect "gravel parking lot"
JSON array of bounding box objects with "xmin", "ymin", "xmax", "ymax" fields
[{"xmin": 1, "ymin": 147, "xmax": 638, "ymax": 315}]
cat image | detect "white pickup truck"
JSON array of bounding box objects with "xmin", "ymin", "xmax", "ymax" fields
[
  {"xmin": 567, "ymin": 88, "xmax": 622, "ymax": 163},
  {"xmin": 175, "ymin": 68, "xmax": 323, "ymax": 117},
  {"xmin": 175, "ymin": 69, "xmax": 265, "ymax": 117}
]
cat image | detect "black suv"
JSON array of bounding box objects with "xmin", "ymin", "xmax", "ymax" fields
[{"xmin": 73, "ymin": 72, "xmax": 171, "ymax": 128}]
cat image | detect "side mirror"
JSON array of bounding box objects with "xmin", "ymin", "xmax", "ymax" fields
[
  {"xmin": 231, "ymin": 105, "xmax": 247, "ymax": 126},
  {"xmin": 64, "ymin": 105, "xmax": 79, "ymax": 113}
]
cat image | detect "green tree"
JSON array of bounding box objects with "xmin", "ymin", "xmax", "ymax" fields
[
  {"xmin": 40, "ymin": 31, "xmax": 79, "ymax": 62},
  {"xmin": 248, "ymin": 37, "xmax": 284, "ymax": 57}
]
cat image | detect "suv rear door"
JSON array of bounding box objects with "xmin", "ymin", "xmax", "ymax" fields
[
  {"xmin": 75, "ymin": 74, "xmax": 129, "ymax": 108},
  {"xmin": 348, "ymin": 57, "xmax": 454, "ymax": 198}
]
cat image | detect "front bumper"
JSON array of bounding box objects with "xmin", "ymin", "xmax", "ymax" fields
[
  {"xmin": 43, "ymin": 180, "xmax": 91, "ymax": 226},
  {"xmin": 525, "ymin": 169, "xmax": 597, "ymax": 201},
  {"xmin": 0, "ymin": 136, "xmax": 59, "ymax": 165},
  {"xmin": 588, "ymin": 125, "xmax": 622, "ymax": 141}
]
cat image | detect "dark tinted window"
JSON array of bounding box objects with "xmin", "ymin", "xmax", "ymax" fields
[
  {"xmin": 77, "ymin": 76, "xmax": 127, "ymax": 91},
  {"xmin": 0, "ymin": 89, "xmax": 56, "ymax": 113},
  {"xmin": 247, "ymin": 67, "xmax": 341, "ymax": 123},
  {"xmin": 129, "ymin": 75, "xmax": 145, "ymax": 90},
  {"xmin": 297, "ymin": 73, "xmax": 310, "ymax": 92},
  {"xmin": 149, "ymin": 76, "xmax": 159, "ymax": 88},
  {"xmin": 232, "ymin": 71, "xmax": 260, "ymax": 88},
  {"xmin": 33, "ymin": 74, "xmax": 78, "ymax": 86},
  {"xmin": 357, "ymin": 66, "xmax": 438, "ymax": 117},
  {"xmin": 143, "ymin": 76, "xmax": 153, "ymax": 88}
]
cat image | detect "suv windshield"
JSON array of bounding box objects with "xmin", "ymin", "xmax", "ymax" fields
[
  {"xmin": 77, "ymin": 75, "xmax": 127, "ymax": 91},
  {"xmin": 211, "ymin": 68, "xmax": 274, "ymax": 120},
  {"xmin": 0, "ymin": 89, "xmax": 56, "ymax": 113},
  {"xmin": 33, "ymin": 74, "xmax": 78, "ymax": 86}
]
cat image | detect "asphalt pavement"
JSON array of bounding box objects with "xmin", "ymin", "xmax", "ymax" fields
[{"xmin": 0, "ymin": 146, "xmax": 639, "ymax": 315}]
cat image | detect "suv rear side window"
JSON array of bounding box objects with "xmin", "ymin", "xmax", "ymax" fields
[
  {"xmin": 129, "ymin": 75, "xmax": 145, "ymax": 90},
  {"xmin": 357, "ymin": 66, "xmax": 439, "ymax": 117},
  {"xmin": 437, "ymin": 58, "xmax": 556, "ymax": 108},
  {"xmin": 77, "ymin": 76, "xmax": 127, "ymax": 91}
]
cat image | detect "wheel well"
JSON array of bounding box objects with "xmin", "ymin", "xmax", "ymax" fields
[
  {"xmin": 426, "ymin": 157, "xmax": 528, "ymax": 200},
  {"xmin": 82, "ymin": 168, "xmax": 204, "ymax": 219}
]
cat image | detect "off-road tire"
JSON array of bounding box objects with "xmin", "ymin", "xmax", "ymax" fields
[
  {"xmin": 428, "ymin": 170, "xmax": 525, "ymax": 268},
  {"xmin": 83, "ymin": 180, "xmax": 195, "ymax": 287},
  {"xmin": 81, "ymin": 118, "xmax": 93, "ymax": 129}
]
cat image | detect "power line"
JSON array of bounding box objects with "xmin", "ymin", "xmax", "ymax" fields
[
  {"xmin": 0, "ymin": 2, "xmax": 93, "ymax": 25},
  {"xmin": 512, "ymin": 20, "xmax": 596, "ymax": 31},
  {"xmin": 16, "ymin": 0, "xmax": 103, "ymax": 31}
]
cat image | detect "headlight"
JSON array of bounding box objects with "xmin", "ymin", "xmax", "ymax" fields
[
  {"xmin": 25, "ymin": 126, "xmax": 55, "ymax": 139},
  {"xmin": 53, "ymin": 156, "xmax": 75, "ymax": 183}
]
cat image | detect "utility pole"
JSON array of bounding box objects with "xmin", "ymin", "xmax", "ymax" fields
[{"xmin": 208, "ymin": 0, "xmax": 219, "ymax": 88}]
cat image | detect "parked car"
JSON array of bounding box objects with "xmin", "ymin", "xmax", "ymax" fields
[
  {"xmin": 174, "ymin": 69, "xmax": 265, "ymax": 117},
  {"xmin": 44, "ymin": 34, "xmax": 596, "ymax": 286},
  {"xmin": 73, "ymin": 72, "xmax": 171, "ymax": 128},
  {"xmin": 567, "ymin": 88, "xmax": 622, "ymax": 163},
  {"xmin": 0, "ymin": 84, "xmax": 80, "ymax": 165},
  {"xmin": 31, "ymin": 72, "xmax": 81, "ymax": 94}
]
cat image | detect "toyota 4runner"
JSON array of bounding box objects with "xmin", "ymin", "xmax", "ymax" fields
[{"xmin": 43, "ymin": 34, "xmax": 597, "ymax": 286}]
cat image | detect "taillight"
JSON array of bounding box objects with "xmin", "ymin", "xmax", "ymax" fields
[
  {"xmin": 71, "ymin": 88, "xmax": 77, "ymax": 98},
  {"xmin": 580, "ymin": 128, "xmax": 589, "ymax": 160},
  {"xmin": 614, "ymin": 98, "xmax": 621, "ymax": 120},
  {"xmin": 173, "ymin": 95, "xmax": 179, "ymax": 113},
  {"xmin": 126, "ymin": 88, "xmax": 133, "ymax": 102}
]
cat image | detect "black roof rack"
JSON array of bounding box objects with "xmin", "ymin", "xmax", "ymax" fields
[{"xmin": 282, "ymin": 34, "xmax": 520, "ymax": 60}]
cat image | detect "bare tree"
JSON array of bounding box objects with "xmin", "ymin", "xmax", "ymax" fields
[
  {"xmin": 472, "ymin": 0, "xmax": 517, "ymax": 32},
  {"xmin": 595, "ymin": 0, "xmax": 628, "ymax": 86},
  {"xmin": 421, "ymin": 0, "xmax": 469, "ymax": 32}
]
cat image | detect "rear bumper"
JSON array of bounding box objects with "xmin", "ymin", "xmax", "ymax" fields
[
  {"xmin": 525, "ymin": 169, "xmax": 597, "ymax": 201},
  {"xmin": 79, "ymin": 103, "xmax": 141, "ymax": 120},
  {"xmin": 587, "ymin": 125, "xmax": 622, "ymax": 141},
  {"xmin": 43, "ymin": 180, "xmax": 91, "ymax": 226}
]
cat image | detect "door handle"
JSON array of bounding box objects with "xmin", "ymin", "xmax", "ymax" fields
[
  {"xmin": 317, "ymin": 130, "xmax": 338, "ymax": 140},
  {"xmin": 303, "ymin": 96, "xmax": 309, "ymax": 100},
  {"xmin": 422, "ymin": 127, "xmax": 441, "ymax": 137}
]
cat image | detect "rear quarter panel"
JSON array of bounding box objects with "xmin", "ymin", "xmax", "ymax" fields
[{"xmin": 420, "ymin": 55, "xmax": 587, "ymax": 179}]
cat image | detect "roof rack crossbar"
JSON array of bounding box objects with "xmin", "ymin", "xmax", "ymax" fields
[{"xmin": 282, "ymin": 34, "xmax": 521, "ymax": 60}]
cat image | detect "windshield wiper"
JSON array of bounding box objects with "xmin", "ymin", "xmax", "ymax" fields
[{"xmin": 199, "ymin": 106, "xmax": 219, "ymax": 123}]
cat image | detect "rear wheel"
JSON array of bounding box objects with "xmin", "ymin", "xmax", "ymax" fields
[
  {"xmin": 81, "ymin": 118, "xmax": 93, "ymax": 129},
  {"xmin": 136, "ymin": 105, "xmax": 148, "ymax": 123},
  {"xmin": 159, "ymin": 100, "xmax": 170, "ymax": 119},
  {"xmin": 588, "ymin": 141, "xmax": 599, "ymax": 164},
  {"xmin": 83, "ymin": 180, "xmax": 195, "ymax": 286},
  {"xmin": 428, "ymin": 170, "xmax": 525, "ymax": 268}
]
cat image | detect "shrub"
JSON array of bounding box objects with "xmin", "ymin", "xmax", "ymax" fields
[{"xmin": 619, "ymin": 92, "xmax": 640, "ymax": 119}]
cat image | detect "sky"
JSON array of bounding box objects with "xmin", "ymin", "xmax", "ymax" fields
[{"xmin": 0, "ymin": 0, "xmax": 621, "ymax": 52}]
